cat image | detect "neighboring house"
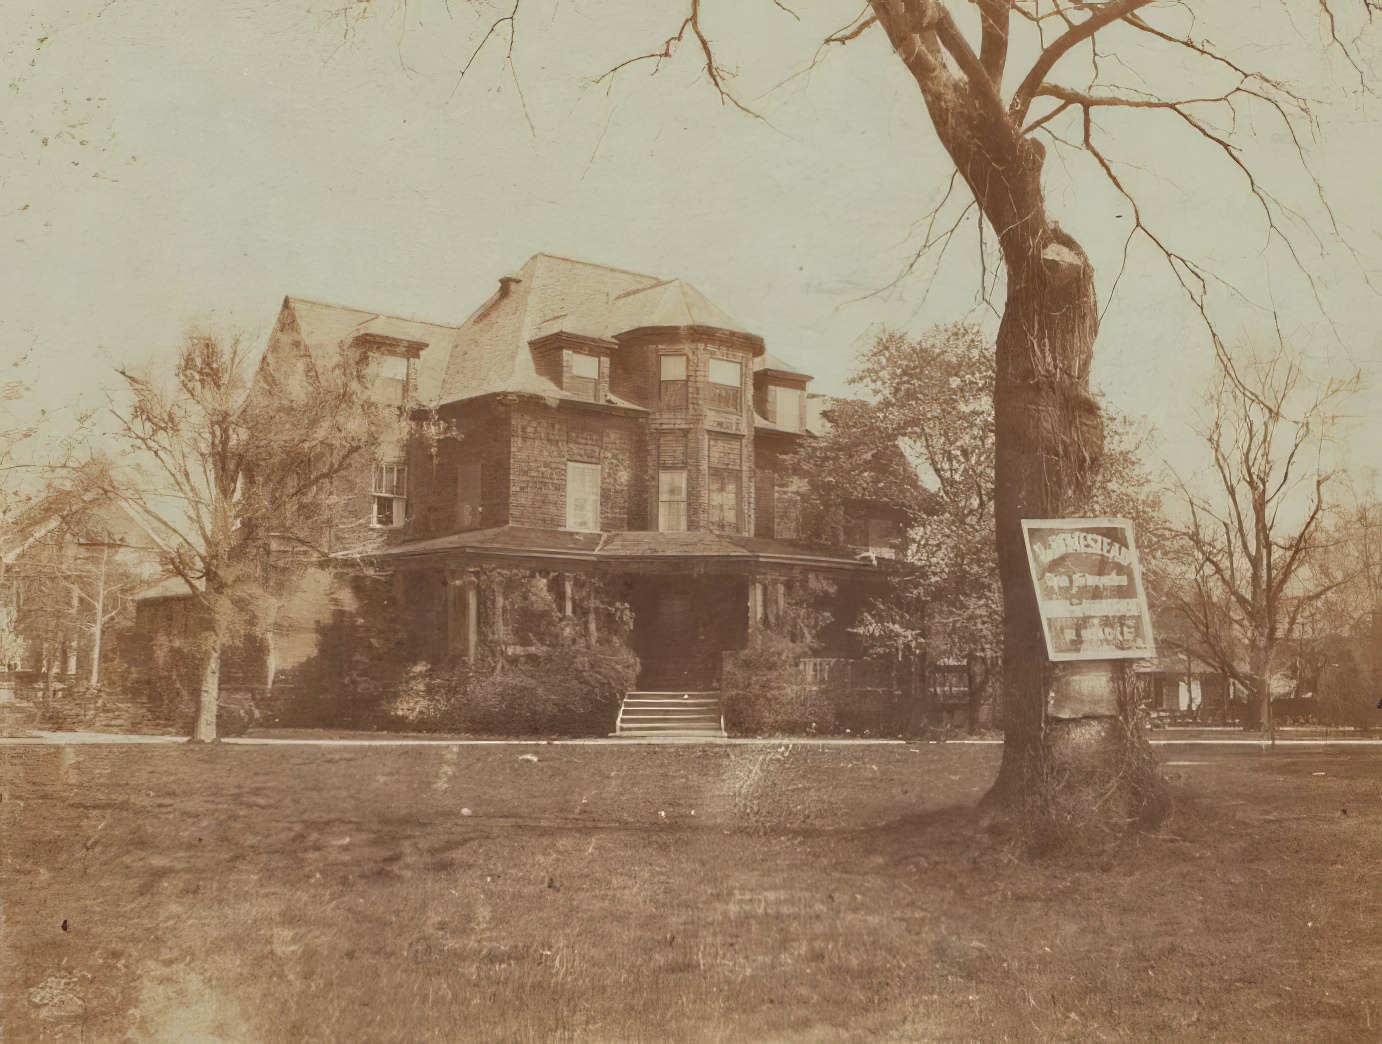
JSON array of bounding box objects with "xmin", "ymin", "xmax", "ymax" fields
[
  {"xmin": 1135, "ymin": 653, "xmax": 1232, "ymax": 720},
  {"xmin": 240, "ymin": 253, "xmax": 906, "ymax": 695},
  {"xmin": 0, "ymin": 492, "xmax": 167, "ymax": 686}
]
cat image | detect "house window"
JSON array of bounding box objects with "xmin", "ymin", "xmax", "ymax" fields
[
  {"xmin": 659, "ymin": 470, "xmax": 687, "ymax": 532},
  {"xmin": 707, "ymin": 357, "xmax": 742, "ymax": 412},
  {"xmin": 708, "ymin": 470, "xmax": 740, "ymax": 532},
  {"xmin": 660, "ymin": 354, "xmax": 688, "ymax": 409},
  {"xmin": 368, "ymin": 354, "xmax": 408, "ymax": 405},
  {"xmin": 372, "ymin": 463, "xmax": 407, "ymax": 528},
  {"xmin": 566, "ymin": 461, "xmax": 601, "ymax": 532},
  {"xmin": 457, "ymin": 463, "xmax": 482, "ymax": 530},
  {"xmin": 565, "ymin": 351, "xmax": 600, "ymax": 402},
  {"xmin": 770, "ymin": 385, "xmax": 805, "ymax": 432},
  {"xmin": 658, "ymin": 433, "xmax": 688, "ymax": 532},
  {"xmin": 708, "ymin": 434, "xmax": 741, "ymax": 532},
  {"xmin": 867, "ymin": 517, "xmax": 902, "ymax": 556}
]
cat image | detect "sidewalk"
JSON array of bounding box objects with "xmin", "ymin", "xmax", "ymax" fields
[{"xmin": 4, "ymin": 730, "xmax": 1382, "ymax": 747}]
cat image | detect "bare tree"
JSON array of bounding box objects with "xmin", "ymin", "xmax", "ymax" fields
[
  {"xmin": 106, "ymin": 331, "xmax": 401, "ymax": 741},
  {"xmin": 1167, "ymin": 345, "xmax": 1356, "ymax": 733},
  {"xmin": 1277, "ymin": 489, "xmax": 1382, "ymax": 725}
]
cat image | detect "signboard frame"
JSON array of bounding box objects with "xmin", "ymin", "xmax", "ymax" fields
[{"xmin": 1020, "ymin": 516, "xmax": 1156, "ymax": 663}]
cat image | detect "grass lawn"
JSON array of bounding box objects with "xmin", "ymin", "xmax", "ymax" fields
[{"xmin": 2, "ymin": 742, "xmax": 1379, "ymax": 1043}]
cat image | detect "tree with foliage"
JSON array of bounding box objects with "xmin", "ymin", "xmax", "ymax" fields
[
  {"xmin": 106, "ymin": 331, "xmax": 403, "ymax": 740},
  {"xmin": 1165, "ymin": 345, "xmax": 1355, "ymax": 733},
  {"xmin": 802, "ymin": 322, "xmax": 1165, "ymax": 673}
]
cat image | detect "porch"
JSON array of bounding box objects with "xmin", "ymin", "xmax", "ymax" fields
[{"xmin": 375, "ymin": 525, "xmax": 896, "ymax": 722}]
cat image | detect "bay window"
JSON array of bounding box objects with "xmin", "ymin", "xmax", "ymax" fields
[
  {"xmin": 660, "ymin": 354, "xmax": 688, "ymax": 409},
  {"xmin": 707, "ymin": 357, "xmax": 742, "ymax": 412}
]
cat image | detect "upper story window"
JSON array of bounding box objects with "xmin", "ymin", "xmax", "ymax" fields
[
  {"xmin": 660, "ymin": 354, "xmax": 688, "ymax": 409},
  {"xmin": 565, "ymin": 351, "xmax": 600, "ymax": 402},
  {"xmin": 707, "ymin": 434, "xmax": 742, "ymax": 533},
  {"xmin": 456, "ymin": 463, "xmax": 482, "ymax": 530},
  {"xmin": 566, "ymin": 461, "xmax": 601, "ymax": 532},
  {"xmin": 368, "ymin": 354, "xmax": 408, "ymax": 406},
  {"xmin": 658, "ymin": 432, "xmax": 688, "ymax": 532},
  {"xmin": 372, "ymin": 463, "xmax": 407, "ymax": 528},
  {"xmin": 770, "ymin": 385, "xmax": 805, "ymax": 432},
  {"xmin": 707, "ymin": 357, "xmax": 743, "ymax": 412},
  {"xmin": 658, "ymin": 470, "xmax": 688, "ymax": 532},
  {"xmin": 867, "ymin": 517, "xmax": 903, "ymax": 556}
]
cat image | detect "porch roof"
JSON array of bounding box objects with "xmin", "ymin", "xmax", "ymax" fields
[{"xmin": 372, "ymin": 526, "xmax": 893, "ymax": 573}]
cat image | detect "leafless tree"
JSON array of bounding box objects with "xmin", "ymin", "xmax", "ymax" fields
[
  {"xmin": 1167, "ymin": 344, "xmax": 1356, "ymax": 733},
  {"xmin": 106, "ymin": 331, "xmax": 403, "ymax": 740}
]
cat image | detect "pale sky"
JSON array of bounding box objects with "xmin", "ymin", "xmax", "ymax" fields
[{"xmin": 3, "ymin": 0, "xmax": 1380, "ymax": 496}]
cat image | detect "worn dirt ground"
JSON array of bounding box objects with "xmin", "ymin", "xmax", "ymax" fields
[{"xmin": 2, "ymin": 743, "xmax": 1379, "ymax": 1042}]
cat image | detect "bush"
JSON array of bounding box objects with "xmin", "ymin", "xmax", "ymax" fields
[
  {"xmin": 722, "ymin": 627, "xmax": 838, "ymax": 736},
  {"xmin": 389, "ymin": 624, "xmax": 638, "ymax": 736}
]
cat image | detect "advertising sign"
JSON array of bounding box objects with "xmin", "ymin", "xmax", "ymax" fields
[{"xmin": 1021, "ymin": 518, "xmax": 1155, "ymax": 662}]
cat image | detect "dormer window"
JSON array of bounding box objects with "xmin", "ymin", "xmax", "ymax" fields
[
  {"xmin": 769, "ymin": 385, "xmax": 805, "ymax": 432},
  {"xmin": 368, "ymin": 353, "xmax": 408, "ymax": 406},
  {"xmin": 708, "ymin": 358, "xmax": 743, "ymax": 412},
  {"xmin": 565, "ymin": 351, "xmax": 600, "ymax": 402}
]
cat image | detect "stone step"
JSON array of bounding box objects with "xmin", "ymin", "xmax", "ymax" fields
[{"xmin": 616, "ymin": 689, "xmax": 726, "ymax": 739}]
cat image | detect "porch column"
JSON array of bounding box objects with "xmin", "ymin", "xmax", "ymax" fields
[
  {"xmin": 464, "ymin": 573, "xmax": 479, "ymax": 662},
  {"xmin": 768, "ymin": 580, "xmax": 785, "ymax": 629},
  {"xmin": 586, "ymin": 584, "xmax": 598, "ymax": 645},
  {"xmin": 748, "ymin": 581, "xmax": 764, "ymax": 627},
  {"xmin": 562, "ymin": 574, "xmax": 574, "ymax": 618}
]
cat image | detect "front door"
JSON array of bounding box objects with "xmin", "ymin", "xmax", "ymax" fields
[{"xmin": 633, "ymin": 579, "xmax": 727, "ymax": 690}]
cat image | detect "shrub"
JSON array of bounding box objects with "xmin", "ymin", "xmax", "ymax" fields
[
  {"xmin": 722, "ymin": 626, "xmax": 838, "ymax": 736},
  {"xmin": 388, "ymin": 633, "xmax": 637, "ymax": 736}
]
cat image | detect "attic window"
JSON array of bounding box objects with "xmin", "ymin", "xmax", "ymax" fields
[
  {"xmin": 368, "ymin": 354, "xmax": 408, "ymax": 405},
  {"xmin": 565, "ymin": 351, "xmax": 600, "ymax": 402}
]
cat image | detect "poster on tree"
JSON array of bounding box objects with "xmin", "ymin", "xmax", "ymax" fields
[{"xmin": 1021, "ymin": 518, "xmax": 1156, "ymax": 662}]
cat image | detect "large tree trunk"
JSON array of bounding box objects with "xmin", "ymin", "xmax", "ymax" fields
[
  {"xmin": 981, "ymin": 228, "xmax": 1166, "ymax": 835},
  {"xmin": 965, "ymin": 651, "xmax": 986, "ymax": 735},
  {"xmin": 866, "ymin": 3, "xmax": 1166, "ymax": 839},
  {"xmin": 193, "ymin": 646, "xmax": 220, "ymax": 742}
]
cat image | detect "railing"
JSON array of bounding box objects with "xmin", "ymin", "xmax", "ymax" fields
[
  {"xmin": 847, "ymin": 546, "xmax": 899, "ymax": 563},
  {"xmin": 799, "ymin": 658, "xmax": 895, "ymax": 689}
]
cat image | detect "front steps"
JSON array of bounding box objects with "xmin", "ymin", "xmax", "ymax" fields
[{"xmin": 614, "ymin": 691, "xmax": 726, "ymax": 739}]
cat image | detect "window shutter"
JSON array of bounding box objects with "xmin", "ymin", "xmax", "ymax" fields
[
  {"xmin": 659, "ymin": 433, "xmax": 687, "ymax": 468},
  {"xmin": 708, "ymin": 435, "xmax": 742, "ymax": 470}
]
